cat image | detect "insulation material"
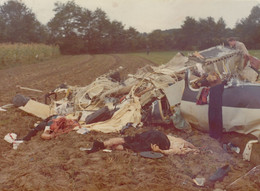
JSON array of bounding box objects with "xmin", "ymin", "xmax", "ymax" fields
[
  {"xmin": 70, "ymin": 77, "xmax": 120, "ymax": 109},
  {"xmin": 151, "ymin": 53, "xmax": 188, "ymax": 76},
  {"xmin": 239, "ymin": 66, "xmax": 258, "ymax": 82},
  {"xmin": 83, "ymin": 96, "xmax": 141, "ymax": 133}
]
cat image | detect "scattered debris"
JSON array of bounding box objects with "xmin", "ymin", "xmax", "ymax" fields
[
  {"xmin": 209, "ymin": 164, "xmax": 231, "ymax": 182},
  {"xmin": 4, "ymin": 46, "xmax": 260, "ymax": 168},
  {"xmin": 79, "ymin": 147, "xmax": 91, "ymax": 151},
  {"xmin": 41, "ymin": 117, "xmax": 80, "ymax": 140},
  {"xmin": 4, "ymin": 133, "xmax": 17, "ymax": 144},
  {"xmin": 1, "ymin": 103, "xmax": 14, "ymax": 109},
  {"xmin": 82, "ymin": 94, "xmax": 142, "ymax": 133},
  {"xmin": 223, "ymin": 142, "xmax": 240, "ymax": 153},
  {"xmin": 76, "ymin": 127, "xmax": 90, "ymax": 134},
  {"xmin": 213, "ymin": 189, "xmax": 225, "ymax": 191},
  {"xmin": 193, "ymin": 177, "xmax": 206, "ymax": 186},
  {"xmin": 12, "ymin": 46, "xmax": 259, "ymax": 139},
  {"xmin": 12, "ymin": 140, "xmax": 24, "ymax": 150},
  {"xmin": 0, "ymin": 104, "xmax": 13, "ymax": 111},
  {"xmin": 103, "ymin": 149, "xmax": 112, "ymax": 153},
  {"xmin": 12, "ymin": 94, "xmax": 30, "ymax": 107},
  {"xmin": 139, "ymin": 151, "xmax": 164, "ymax": 159},
  {"xmin": 243, "ymin": 140, "xmax": 259, "ymax": 161},
  {"xmin": 171, "ymin": 107, "xmax": 192, "ymax": 132},
  {"xmin": 85, "ymin": 106, "xmax": 113, "ymax": 124},
  {"xmin": 239, "ymin": 66, "xmax": 258, "ymax": 82},
  {"xmin": 0, "ymin": 107, "xmax": 7, "ymax": 111},
  {"xmin": 16, "ymin": 85, "xmax": 43, "ymax": 93},
  {"xmin": 4, "ymin": 133, "xmax": 23, "ymax": 150},
  {"xmin": 147, "ymin": 99, "xmax": 172, "ymax": 125},
  {"xmin": 120, "ymin": 122, "xmax": 133, "ymax": 134}
]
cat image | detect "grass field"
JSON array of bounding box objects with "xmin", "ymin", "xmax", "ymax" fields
[
  {"xmin": 129, "ymin": 50, "xmax": 191, "ymax": 65},
  {"xmin": 0, "ymin": 48, "xmax": 259, "ymax": 69},
  {"xmin": 0, "ymin": 43, "xmax": 60, "ymax": 69},
  {"xmin": 249, "ymin": 50, "xmax": 260, "ymax": 58},
  {"xmin": 131, "ymin": 50, "xmax": 260, "ymax": 65}
]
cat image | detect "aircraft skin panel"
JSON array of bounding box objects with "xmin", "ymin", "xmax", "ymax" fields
[
  {"xmin": 180, "ymin": 100, "xmax": 209, "ymax": 132},
  {"xmin": 180, "ymin": 100, "xmax": 260, "ymax": 139},
  {"xmin": 182, "ymin": 84, "xmax": 260, "ymax": 109}
]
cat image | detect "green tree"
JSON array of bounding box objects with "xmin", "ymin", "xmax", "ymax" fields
[
  {"xmin": 235, "ymin": 5, "xmax": 260, "ymax": 49},
  {"xmin": 177, "ymin": 17, "xmax": 199, "ymax": 50},
  {"xmin": 107, "ymin": 21, "xmax": 126, "ymax": 52},
  {"xmin": 47, "ymin": 1, "xmax": 86, "ymax": 54},
  {"xmin": 147, "ymin": 29, "xmax": 175, "ymax": 50},
  {"xmin": 48, "ymin": 1, "xmax": 149, "ymax": 54},
  {"xmin": 197, "ymin": 17, "xmax": 220, "ymax": 49},
  {"xmin": 86, "ymin": 8, "xmax": 111, "ymax": 53},
  {"xmin": 215, "ymin": 17, "xmax": 227, "ymax": 42},
  {"xmin": 78, "ymin": 8, "xmax": 92, "ymax": 53},
  {"xmin": 125, "ymin": 27, "xmax": 143, "ymax": 51},
  {"xmin": 148, "ymin": 30, "xmax": 165, "ymax": 50},
  {"xmin": 0, "ymin": 16, "xmax": 6, "ymax": 42},
  {"xmin": 0, "ymin": 0, "xmax": 47, "ymax": 43},
  {"xmin": 175, "ymin": 16, "xmax": 228, "ymax": 50}
]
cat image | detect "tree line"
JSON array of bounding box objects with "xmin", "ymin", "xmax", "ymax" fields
[{"xmin": 0, "ymin": 0, "xmax": 260, "ymax": 54}]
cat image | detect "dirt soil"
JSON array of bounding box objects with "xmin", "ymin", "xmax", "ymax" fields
[{"xmin": 0, "ymin": 54, "xmax": 259, "ymax": 191}]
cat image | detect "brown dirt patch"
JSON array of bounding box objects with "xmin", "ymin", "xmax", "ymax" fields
[{"xmin": 0, "ymin": 54, "xmax": 259, "ymax": 191}]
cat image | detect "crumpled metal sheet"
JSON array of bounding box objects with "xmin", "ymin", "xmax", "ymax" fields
[{"xmin": 199, "ymin": 45, "xmax": 237, "ymax": 59}]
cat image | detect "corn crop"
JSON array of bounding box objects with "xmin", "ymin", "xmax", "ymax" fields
[{"xmin": 0, "ymin": 43, "xmax": 60, "ymax": 69}]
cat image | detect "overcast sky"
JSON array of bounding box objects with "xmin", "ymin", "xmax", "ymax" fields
[{"xmin": 3, "ymin": 0, "xmax": 260, "ymax": 33}]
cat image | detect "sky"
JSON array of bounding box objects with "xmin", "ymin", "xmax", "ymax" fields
[{"xmin": 2, "ymin": 0, "xmax": 260, "ymax": 33}]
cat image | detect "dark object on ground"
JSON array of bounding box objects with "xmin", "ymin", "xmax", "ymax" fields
[
  {"xmin": 208, "ymin": 82, "xmax": 225, "ymax": 139},
  {"xmin": 209, "ymin": 164, "xmax": 231, "ymax": 182},
  {"xmin": 87, "ymin": 141, "xmax": 105, "ymax": 154},
  {"xmin": 140, "ymin": 151, "xmax": 164, "ymax": 159},
  {"xmin": 85, "ymin": 106, "xmax": 113, "ymax": 124},
  {"xmin": 223, "ymin": 142, "xmax": 240, "ymax": 153},
  {"xmin": 123, "ymin": 130, "xmax": 170, "ymax": 152},
  {"xmin": 50, "ymin": 84, "xmax": 68, "ymax": 93},
  {"xmin": 120, "ymin": 122, "xmax": 133, "ymax": 134},
  {"xmin": 109, "ymin": 71, "xmax": 121, "ymax": 82},
  {"xmin": 12, "ymin": 94, "xmax": 30, "ymax": 107},
  {"xmin": 45, "ymin": 84, "xmax": 68, "ymax": 104},
  {"xmin": 57, "ymin": 83, "xmax": 68, "ymax": 89},
  {"xmin": 22, "ymin": 115, "xmax": 58, "ymax": 141},
  {"xmin": 146, "ymin": 98, "xmax": 172, "ymax": 125},
  {"xmin": 44, "ymin": 92, "xmax": 57, "ymax": 104}
]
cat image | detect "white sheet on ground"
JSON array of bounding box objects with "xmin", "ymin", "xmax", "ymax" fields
[{"xmin": 82, "ymin": 96, "xmax": 141, "ymax": 133}]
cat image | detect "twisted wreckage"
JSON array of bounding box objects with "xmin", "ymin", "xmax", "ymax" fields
[{"xmin": 5, "ymin": 45, "xmax": 260, "ymax": 162}]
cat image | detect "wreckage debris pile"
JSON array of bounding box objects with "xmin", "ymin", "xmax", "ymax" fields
[
  {"xmin": 2, "ymin": 47, "xmax": 260, "ymax": 190},
  {"xmin": 5, "ymin": 46, "xmax": 260, "ymax": 144},
  {"xmin": 11, "ymin": 53, "xmax": 192, "ymax": 139}
]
